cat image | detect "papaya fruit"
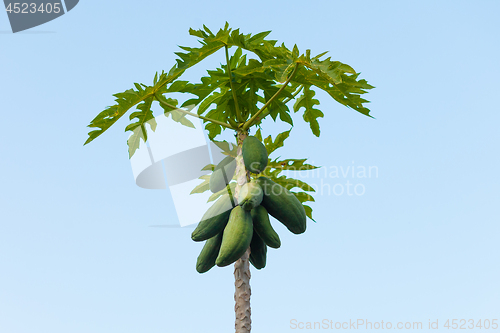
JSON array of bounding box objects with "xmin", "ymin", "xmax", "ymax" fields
[
  {"xmin": 191, "ymin": 194, "xmax": 236, "ymax": 242},
  {"xmin": 238, "ymin": 181, "xmax": 263, "ymax": 211},
  {"xmin": 242, "ymin": 136, "xmax": 268, "ymax": 174},
  {"xmin": 215, "ymin": 206, "xmax": 253, "ymax": 267},
  {"xmin": 196, "ymin": 231, "xmax": 223, "ymax": 273},
  {"xmin": 209, "ymin": 155, "xmax": 237, "ymax": 193},
  {"xmin": 249, "ymin": 231, "xmax": 267, "ymax": 270},
  {"xmin": 251, "ymin": 205, "xmax": 281, "ymax": 249},
  {"xmin": 255, "ymin": 177, "xmax": 307, "ymax": 234}
]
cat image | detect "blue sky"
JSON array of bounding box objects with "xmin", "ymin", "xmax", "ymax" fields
[{"xmin": 1, "ymin": 1, "xmax": 499, "ymax": 332}]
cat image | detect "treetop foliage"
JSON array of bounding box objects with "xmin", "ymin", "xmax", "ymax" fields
[
  {"xmin": 85, "ymin": 23, "xmax": 373, "ymax": 156},
  {"xmin": 84, "ymin": 23, "xmax": 374, "ymax": 221}
]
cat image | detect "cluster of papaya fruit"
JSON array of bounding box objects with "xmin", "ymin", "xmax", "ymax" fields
[{"xmin": 192, "ymin": 136, "xmax": 307, "ymax": 273}]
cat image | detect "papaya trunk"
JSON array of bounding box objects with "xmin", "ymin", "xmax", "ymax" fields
[{"xmin": 234, "ymin": 130, "xmax": 251, "ymax": 333}]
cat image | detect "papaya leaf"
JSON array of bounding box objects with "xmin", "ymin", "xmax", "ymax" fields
[
  {"xmin": 231, "ymin": 59, "xmax": 266, "ymax": 76},
  {"xmin": 197, "ymin": 91, "xmax": 225, "ymax": 115},
  {"xmin": 260, "ymin": 166, "xmax": 283, "ymax": 179},
  {"xmin": 303, "ymin": 205, "xmax": 316, "ymax": 222},
  {"xmin": 232, "ymin": 58, "xmax": 294, "ymax": 83},
  {"xmin": 254, "ymin": 128, "xmax": 263, "ymax": 141},
  {"xmin": 272, "ymin": 174, "xmax": 315, "ymax": 192},
  {"xmin": 180, "ymin": 75, "xmax": 229, "ymax": 109},
  {"xmin": 125, "ymin": 95, "xmax": 156, "ymax": 158},
  {"xmin": 190, "ymin": 174, "xmax": 211, "ymax": 195},
  {"xmin": 263, "ymin": 130, "xmax": 291, "ymax": 156},
  {"xmin": 293, "ymin": 85, "xmax": 324, "ymax": 137},
  {"xmin": 293, "ymin": 62, "xmax": 373, "ymax": 118},
  {"xmin": 267, "ymin": 158, "xmax": 319, "ymax": 172},
  {"xmin": 156, "ymin": 95, "xmax": 196, "ymax": 129},
  {"xmin": 170, "ymin": 110, "xmax": 196, "ymax": 128},
  {"xmin": 85, "ymin": 66, "xmax": 184, "ymax": 147},
  {"xmin": 175, "ymin": 29, "xmax": 228, "ymax": 71},
  {"xmin": 85, "ymin": 88, "xmax": 152, "ymax": 146},
  {"xmin": 202, "ymin": 163, "xmax": 215, "ymax": 172},
  {"xmin": 205, "ymin": 122, "xmax": 223, "ymax": 140},
  {"xmin": 229, "ymin": 47, "xmax": 243, "ymax": 69},
  {"xmin": 292, "ymin": 191, "xmax": 315, "ymax": 203},
  {"xmin": 210, "ymin": 139, "xmax": 238, "ymax": 158},
  {"xmin": 207, "ymin": 182, "xmax": 237, "ymax": 202},
  {"xmin": 257, "ymin": 80, "xmax": 294, "ymax": 126}
]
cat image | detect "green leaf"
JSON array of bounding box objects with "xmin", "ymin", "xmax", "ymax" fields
[
  {"xmin": 197, "ymin": 91, "xmax": 224, "ymax": 115},
  {"xmin": 292, "ymin": 191, "xmax": 315, "ymax": 203},
  {"xmin": 210, "ymin": 139, "xmax": 238, "ymax": 158},
  {"xmin": 267, "ymin": 158, "xmax": 319, "ymax": 172},
  {"xmin": 175, "ymin": 29, "xmax": 228, "ymax": 71},
  {"xmin": 126, "ymin": 95, "xmax": 155, "ymax": 158},
  {"xmin": 293, "ymin": 57, "xmax": 374, "ymax": 117},
  {"xmin": 293, "ymin": 85, "xmax": 324, "ymax": 136},
  {"xmin": 229, "ymin": 47, "xmax": 243, "ymax": 69},
  {"xmin": 85, "ymin": 66, "xmax": 183, "ymax": 147},
  {"xmin": 255, "ymin": 80, "xmax": 294, "ymax": 126},
  {"xmin": 263, "ymin": 129, "xmax": 291, "ymax": 155},
  {"xmin": 272, "ymin": 174, "xmax": 315, "ymax": 192},
  {"xmin": 202, "ymin": 163, "xmax": 215, "ymax": 172},
  {"xmin": 207, "ymin": 182, "xmax": 236, "ymax": 202},
  {"xmin": 190, "ymin": 175, "xmax": 211, "ymax": 195},
  {"xmin": 85, "ymin": 88, "xmax": 151, "ymax": 146},
  {"xmin": 254, "ymin": 128, "xmax": 263, "ymax": 141},
  {"xmin": 303, "ymin": 205, "xmax": 316, "ymax": 222},
  {"xmin": 262, "ymin": 58, "xmax": 295, "ymax": 83},
  {"xmin": 156, "ymin": 95, "xmax": 196, "ymax": 129},
  {"xmin": 205, "ymin": 121, "xmax": 223, "ymax": 140}
]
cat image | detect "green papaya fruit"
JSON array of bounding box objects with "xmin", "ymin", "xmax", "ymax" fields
[
  {"xmin": 255, "ymin": 177, "xmax": 306, "ymax": 234},
  {"xmin": 196, "ymin": 231, "xmax": 223, "ymax": 273},
  {"xmin": 242, "ymin": 136, "xmax": 268, "ymax": 174},
  {"xmin": 191, "ymin": 194, "xmax": 236, "ymax": 242},
  {"xmin": 215, "ymin": 206, "xmax": 253, "ymax": 267},
  {"xmin": 249, "ymin": 231, "xmax": 267, "ymax": 270},
  {"xmin": 238, "ymin": 181, "xmax": 263, "ymax": 211},
  {"xmin": 251, "ymin": 205, "xmax": 281, "ymax": 249},
  {"xmin": 209, "ymin": 155, "xmax": 237, "ymax": 193}
]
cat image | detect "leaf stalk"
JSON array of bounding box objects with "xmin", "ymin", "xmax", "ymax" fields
[
  {"xmin": 154, "ymin": 93, "xmax": 236, "ymax": 130},
  {"xmin": 225, "ymin": 46, "xmax": 244, "ymax": 124},
  {"xmin": 242, "ymin": 62, "xmax": 300, "ymax": 131}
]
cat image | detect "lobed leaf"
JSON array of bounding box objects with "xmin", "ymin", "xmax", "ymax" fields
[
  {"xmin": 293, "ymin": 85, "xmax": 324, "ymax": 136},
  {"xmin": 210, "ymin": 139, "xmax": 238, "ymax": 158},
  {"xmin": 303, "ymin": 205, "xmax": 316, "ymax": 222},
  {"xmin": 293, "ymin": 59, "xmax": 374, "ymax": 118},
  {"xmin": 263, "ymin": 130, "xmax": 291, "ymax": 156},
  {"xmin": 267, "ymin": 158, "xmax": 319, "ymax": 172},
  {"xmin": 207, "ymin": 182, "xmax": 236, "ymax": 202},
  {"xmin": 190, "ymin": 174, "xmax": 211, "ymax": 195},
  {"xmin": 126, "ymin": 95, "xmax": 156, "ymax": 158},
  {"xmin": 292, "ymin": 191, "xmax": 315, "ymax": 204}
]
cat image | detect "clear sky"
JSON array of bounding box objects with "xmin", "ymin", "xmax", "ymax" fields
[{"xmin": 1, "ymin": 1, "xmax": 499, "ymax": 333}]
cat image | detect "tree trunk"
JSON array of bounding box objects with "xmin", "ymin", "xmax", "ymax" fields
[
  {"xmin": 233, "ymin": 130, "xmax": 251, "ymax": 333},
  {"xmin": 234, "ymin": 248, "xmax": 251, "ymax": 333}
]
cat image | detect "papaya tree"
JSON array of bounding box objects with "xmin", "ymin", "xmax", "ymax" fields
[{"xmin": 84, "ymin": 23, "xmax": 373, "ymax": 333}]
